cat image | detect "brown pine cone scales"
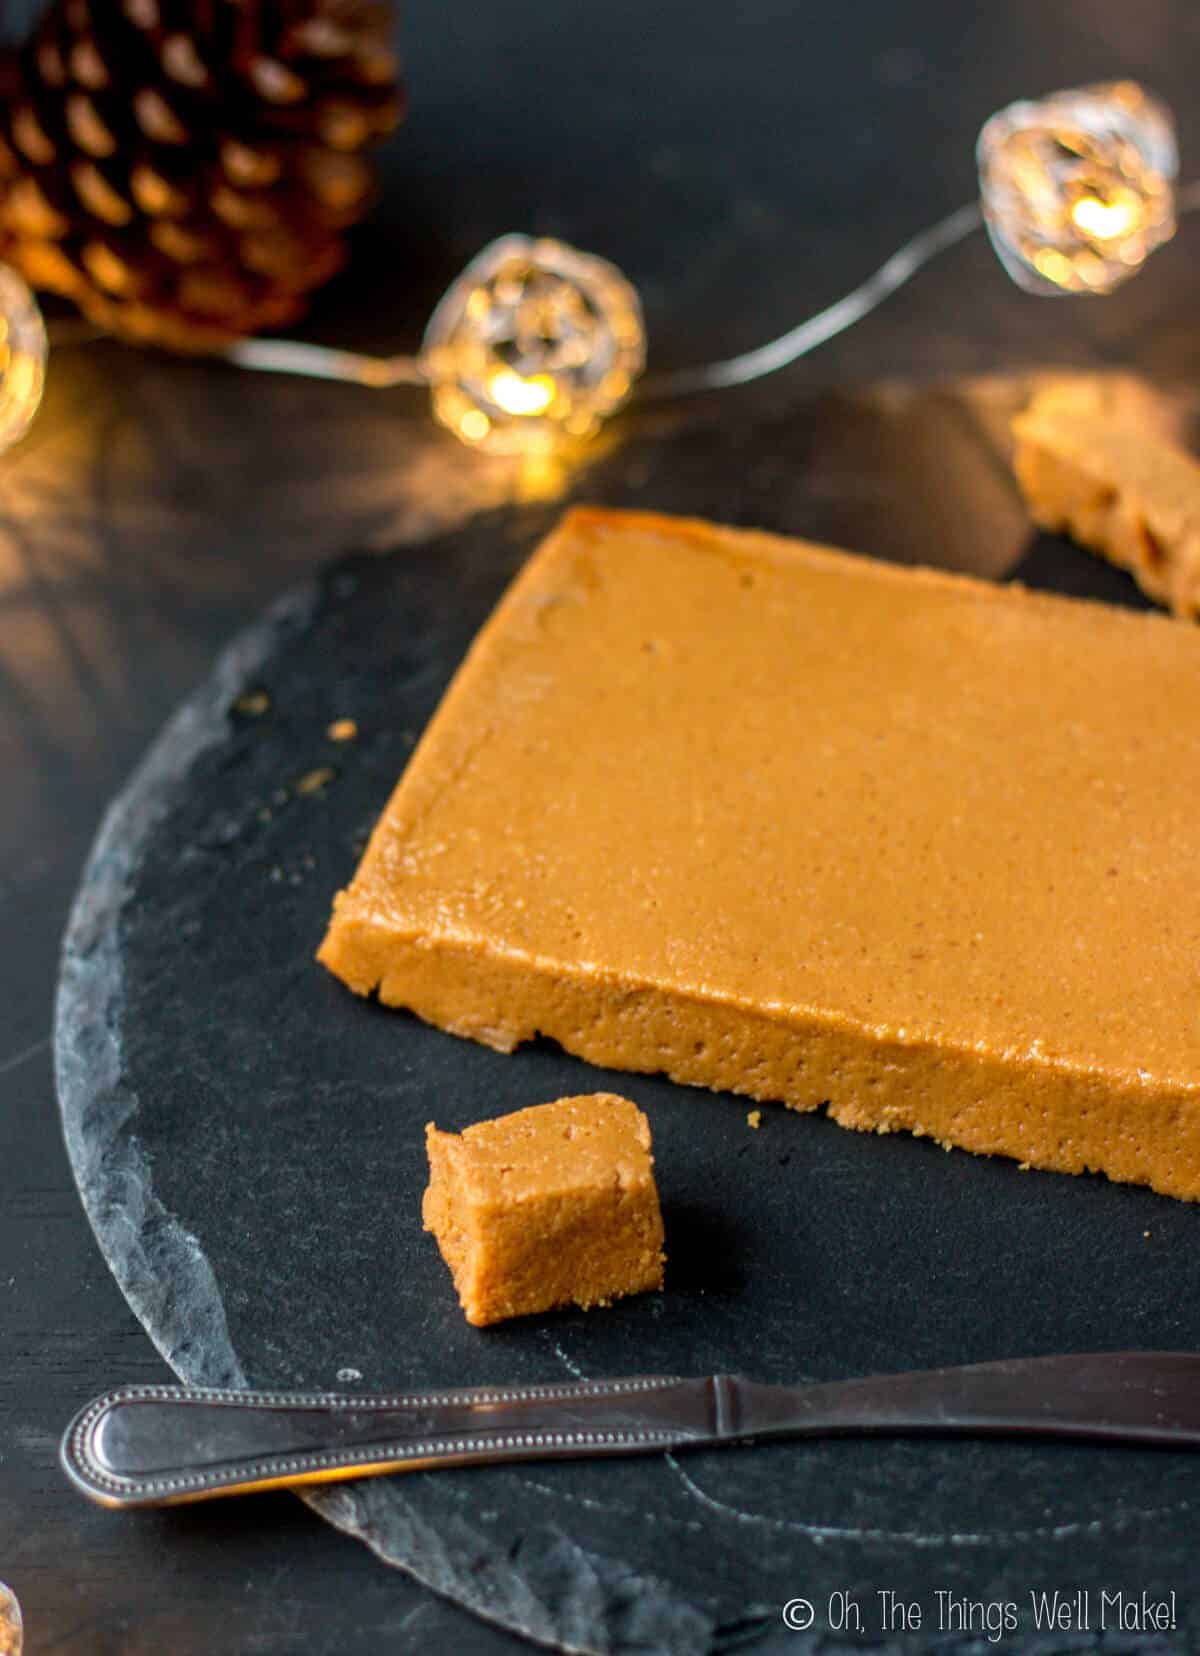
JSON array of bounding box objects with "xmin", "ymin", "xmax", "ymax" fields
[{"xmin": 0, "ymin": 0, "xmax": 403, "ymax": 349}]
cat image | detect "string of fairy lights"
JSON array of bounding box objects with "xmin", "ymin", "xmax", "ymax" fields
[{"xmin": 0, "ymin": 79, "xmax": 1190, "ymax": 460}]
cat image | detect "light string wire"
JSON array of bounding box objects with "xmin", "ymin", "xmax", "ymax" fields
[
  {"xmin": 642, "ymin": 199, "xmax": 983, "ymax": 397},
  {"xmin": 212, "ymin": 201, "xmax": 984, "ymax": 400},
  {"xmin": 43, "ymin": 178, "xmax": 1200, "ymax": 392},
  {"xmin": 227, "ymin": 180, "xmax": 1200, "ymax": 399}
]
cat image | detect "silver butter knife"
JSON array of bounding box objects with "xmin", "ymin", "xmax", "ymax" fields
[{"xmin": 61, "ymin": 1351, "xmax": 1200, "ymax": 1509}]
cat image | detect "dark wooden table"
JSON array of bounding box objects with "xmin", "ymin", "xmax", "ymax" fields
[{"xmin": 5, "ymin": 1, "xmax": 1200, "ymax": 1650}]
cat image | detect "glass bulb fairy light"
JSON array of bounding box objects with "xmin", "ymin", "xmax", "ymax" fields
[
  {"xmin": 0, "ymin": 264, "xmax": 46, "ymax": 453},
  {"xmin": 977, "ymin": 81, "xmax": 1178, "ymax": 296},
  {"xmin": 7, "ymin": 80, "xmax": 1195, "ymax": 456},
  {"xmin": 0, "ymin": 1580, "xmax": 20, "ymax": 1656},
  {"xmin": 420, "ymin": 235, "xmax": 646, "ymax": 454}
]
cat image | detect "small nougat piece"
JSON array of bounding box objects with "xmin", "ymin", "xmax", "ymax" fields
[
  {"xmin": 422, "ymin": 1094, "xmax": 665, "ymax": 1326},
  {"xmin": 1012, "ymin": 379, "xmax": 1200, "ymax": 618}
]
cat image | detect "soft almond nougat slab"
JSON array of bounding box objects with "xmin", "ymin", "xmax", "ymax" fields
[{"xmin": 319, "ymin": 506, "xmax": 1200, "ymax": 1200}]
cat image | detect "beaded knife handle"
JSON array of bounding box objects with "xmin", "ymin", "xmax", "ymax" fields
[{"xmin": 62, "ymin": 1352, "xmax": 1200, "ymax": 1508}]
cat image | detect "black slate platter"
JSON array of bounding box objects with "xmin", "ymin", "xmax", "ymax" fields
[{"xmin": 57, "ymin": 384, "xmax": 1200, "ymax": 1656}]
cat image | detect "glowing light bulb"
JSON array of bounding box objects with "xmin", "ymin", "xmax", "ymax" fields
[
  {"xmin": 422, "ymin": 235, "xmax": 645, "ymax": 454},
  {"xmin": 486, "ymin": 368, "xmax": 556, "ymax": 418},
  {"xmin": 0, "ymin": 265, "xmax": 46, "ymax": 452},
  {"xmin": 1070, "ymin": 192, "xmax": 1140, "ymax": 240},
  {"xmin": 978, "ymin": 81, "xmax": 1177, "ymax": 295}
]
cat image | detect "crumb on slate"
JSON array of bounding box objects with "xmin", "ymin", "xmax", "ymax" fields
[
  {"xmin": 747, "ymin": 1110, "xmax": 761, "ymax": 1130},
  {"xmin": 296, "ymin": 766, "xmax": 335, "ymax": 795},
  {"xmin": 234, "ymin": 689, "xmax": 271, "ymax": 717},
  {"xmin": 328, "ymin": 718, "xmax": 358, "ymax": 742}
]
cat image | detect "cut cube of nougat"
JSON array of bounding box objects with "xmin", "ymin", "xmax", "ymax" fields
[
  {"xmin": 1012, "ymin": 379, "xmax": 1200, "ymax": 618},
  {"xmin": 422, "ymin": 1093, "xmax": 665, "ymax": 1326}
]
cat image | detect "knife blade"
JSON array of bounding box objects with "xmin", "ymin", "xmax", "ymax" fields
[{"xmin": 61, "ymin": 1350, "xmax": 1200, "ymax": 1509}]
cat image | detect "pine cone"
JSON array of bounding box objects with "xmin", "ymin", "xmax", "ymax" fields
[{"xmin": 0, "ymin": 0, "xmax": 403, "ymax": 350}]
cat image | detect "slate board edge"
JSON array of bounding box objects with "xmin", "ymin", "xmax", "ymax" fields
[{"xmin": 49, "ymin": 548, "xmax": 760, "ymax": 1656}]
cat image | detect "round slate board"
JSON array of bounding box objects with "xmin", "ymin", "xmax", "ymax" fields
[{"xmin": 57, "ymin": 387, "xmax": 1200, "ymax": 1655}]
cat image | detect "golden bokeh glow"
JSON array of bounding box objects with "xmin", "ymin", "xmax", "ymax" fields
[
  {"xmin": 1071, "ymin": 193, "xmax": 1140, "ymax": 240},
  {"xmin": 0, "ymin": 265, "xmax": 46, "ymax": 454},
  {"xmin": 459, "ymin": 409, "xmax": 491, "ymax": 443},
  {"xmin": 486, "ymin": 369, "xmax": 556, "ymax": 418}
]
